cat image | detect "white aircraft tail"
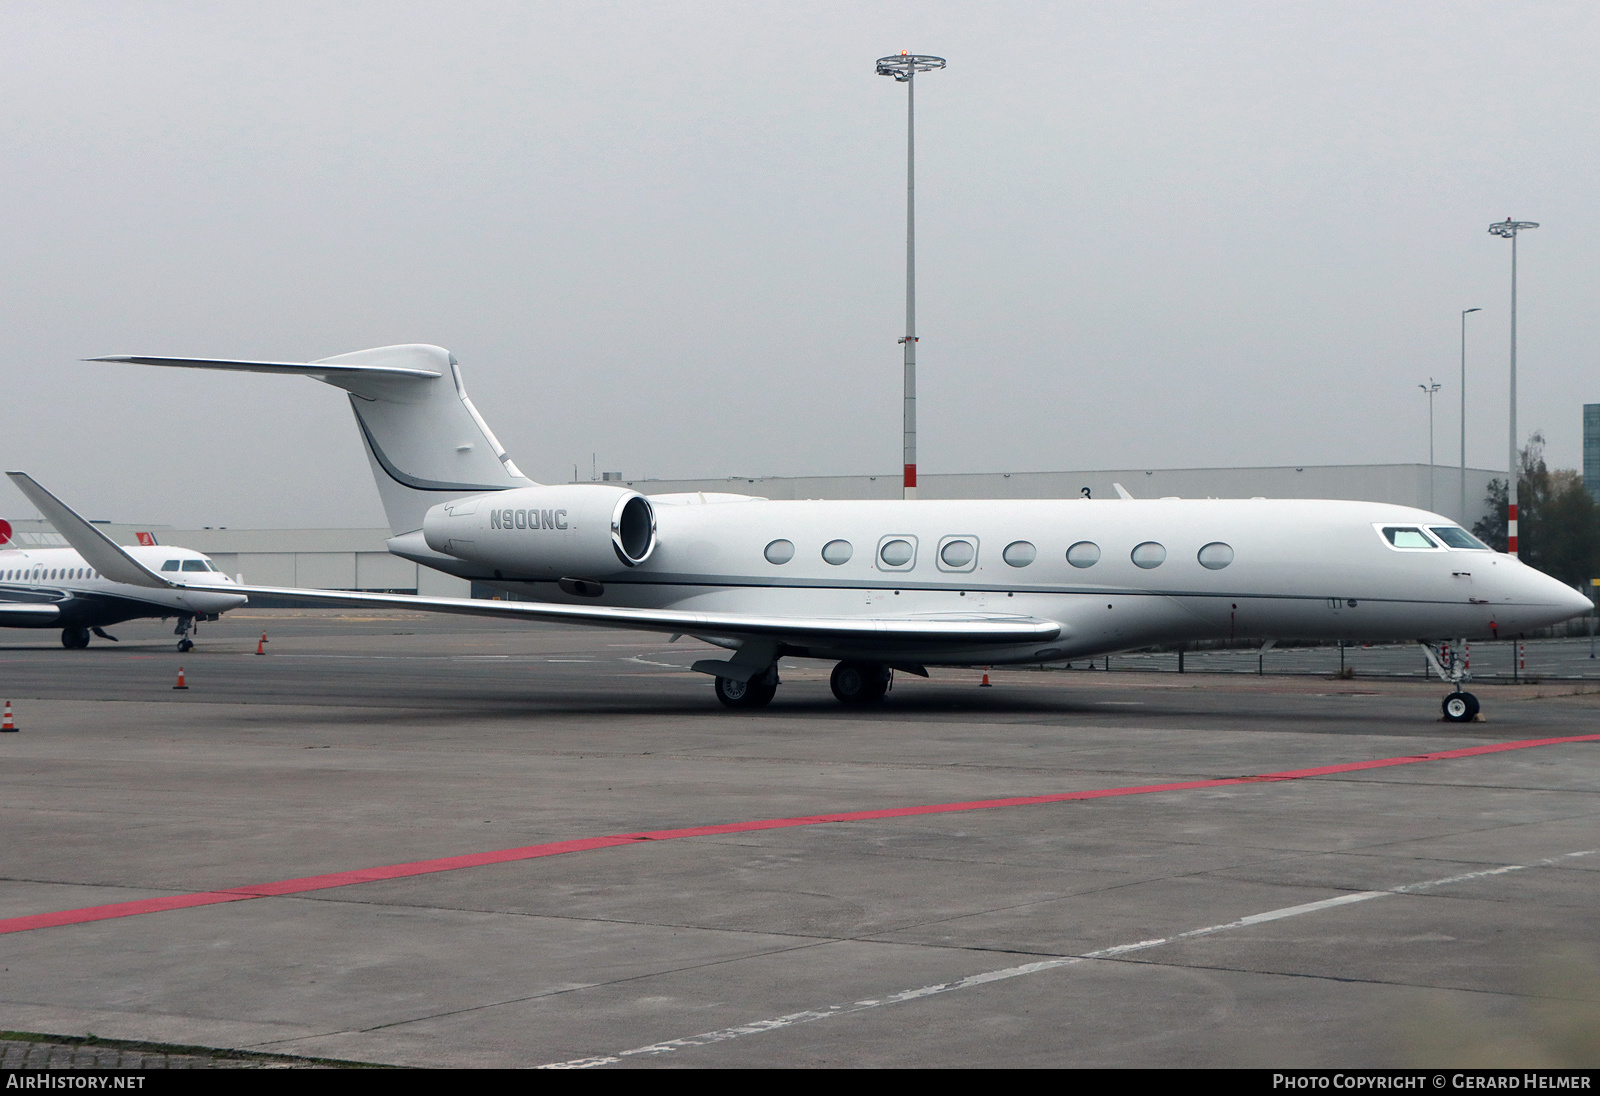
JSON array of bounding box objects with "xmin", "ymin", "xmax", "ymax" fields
[{"xmin": 94, "ymin": 345, "xmax": 535, "ymax": 534}]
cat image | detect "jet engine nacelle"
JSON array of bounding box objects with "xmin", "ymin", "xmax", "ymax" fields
[{"xmin": 422, "ymin": 485, "xmax": 658, "ymax": 576}]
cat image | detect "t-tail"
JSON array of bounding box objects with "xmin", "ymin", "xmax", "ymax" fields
[{"xmin": 93, "ymin": 345, "xmax": 534, "ymax": 534}]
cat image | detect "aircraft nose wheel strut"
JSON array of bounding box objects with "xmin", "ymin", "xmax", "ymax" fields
[
  {"xmin": 174, "ymin": 614, "xmax": 196, "ymax": 653},
  {"xmin": 1420, "ymin": 640, "xmax": 1478, "ymax": 722}
]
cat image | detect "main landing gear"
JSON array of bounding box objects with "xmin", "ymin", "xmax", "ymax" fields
[
  {"xmin": 61, "ymin": 626, "xmax": 90, "ymax": 649},
  {"xmin": 830, "ymin": 661, "xmax": 891, "ymax": 706},
  {"xmin": 1420, "ymin": 640, "xmax": 1478, "ymax": 723},
  {"xmin": 714, "ymin": 667, "xmax": 778, "ymax": 709}
]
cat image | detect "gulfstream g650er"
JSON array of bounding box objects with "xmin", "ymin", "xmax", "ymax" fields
[{"xmin": 56, "ymin": 344, "xmax": 1592, "ymax": 719}]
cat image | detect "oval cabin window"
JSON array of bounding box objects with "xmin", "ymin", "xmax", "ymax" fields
[
  {"xmin": 879, "ymin": 539, "xmax": 915, "ymax": 567},
  {"xmin": 1002, "ymin": 541, "xmax": 1036, "ymax": 567},
  {"xmin": 822, "ymin": 539, "xmax": 853, "ymax": 565},
  {"xmin": 763, "ymin": 539, "xmax": 795, "ymax": 565},
  {"xmin": 939, "ymin": 540, "xmax": 975, "ymax": 568},
  {"xmin": 1131, "ymin": 542, "xmax": 1167, "ymax": 569},
  {"xmin": 1197, "ymin": 542, "xmax": 1234, "ymax": 570},
  {"xmin": 1066, "ymin": 541, "xmax": 1101, "ymax": 568}
]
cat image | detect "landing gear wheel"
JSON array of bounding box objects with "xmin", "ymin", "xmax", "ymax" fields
[
  {"xmin": 1442, "ymin": 691, "xmax": 1479, "ymax": 722},
  {"xmin": 715, "ymin": 674, "xmax": 776, "ymax": 709},
  {"xmin": 177, "ymin": 638, "xmax": 194, "ymax": 653},
  {"xmin": 61, "ymin": 626, "xmax": 90, "ymax": 649},
  {"xmin": 830, "ymin": 661, "xmax": 891, "ymax": 706}
]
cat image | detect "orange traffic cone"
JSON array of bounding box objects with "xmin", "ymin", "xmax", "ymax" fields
[
  {"xmin": 1, "ymin": 701, "xmax": 16, "ymax": 732},
  {"xmin": 173, "ymin": 667, "xmax": 189, "ymax": 690},
  {"xmin": 255, "ymin": 631, "xmax": 268, "ymax": 655},
  {"xmin": 980, "ymin": 668, "xmax": 993, "ymax": 687}
]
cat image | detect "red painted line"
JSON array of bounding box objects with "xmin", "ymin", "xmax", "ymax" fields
[{"xmin": 3, "ymin": 732, "xmax": 1596, "ymax": 937}]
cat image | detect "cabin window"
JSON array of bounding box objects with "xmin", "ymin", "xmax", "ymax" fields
[
  {"xmin": 1066, "ymin": 541, "xmax": 1101, "ymax": 568},
  {"xmin": 1131, "ymin": 542, "xmax": 1166, "ymax": 569},
  {"xmin": 1197, "ymin": 542, "xmax": 1234, "ymax": 570},
  {"xmin": 161, "ymin": 560, "xmax": 181, "ymax": 571},
  {"xmin": 1381, "ymin": 526, "xmax": 1439, "ymax": 549},
  {"xmin": 763, "ymin": 539, "xmax": 794, "ymax": 565},
  {"xmin": 1002, "ymin": 541, "xmax": 1036, "ymax": 567},
  {"xmin": 1429, "ymin": 526, "xmax": 1490, "ymax": 550},
  {"xmin": 822, "ymin": 539, "xmax": 853, "ymax": 565},
  {"xmin": 877, "ymin": 537, "xmax": 916, "ymax": 570},
  {"xmin": 181, "ymin": 560, "xmax": 209, "ymax": 572},
  {"xmin": 937, "ymin": 537, "xmax": 977, "ymax": 572}
]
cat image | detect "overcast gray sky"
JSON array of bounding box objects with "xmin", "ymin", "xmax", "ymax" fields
[{"xmin": 3, "ymin": 1, "xmax": 1597, "ymax": 528}]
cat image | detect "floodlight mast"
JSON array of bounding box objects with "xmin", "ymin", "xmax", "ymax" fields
[
  {"xmin": 1487, "ymin": 218, "xmax": 1538, "ymax": 556},
  {"xmin": 1459, "ymin": 307, "xmax": 1480, "ymax": 524},
  {"xmin": 877, "ymin": 51, "xmax": 945, "ymax": 500}
]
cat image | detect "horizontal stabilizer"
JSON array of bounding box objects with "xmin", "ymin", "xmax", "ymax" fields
[
  {"xmin": 4, "ymin": 473, "xmax": 175, "ymax": 590},
  {"xmin": 227, "ymin": 584, "xmax": 1064, "ymax": 645},
  {"xmin": 89, "ymin": 355, "xmax": 442, "ymax": 380}
]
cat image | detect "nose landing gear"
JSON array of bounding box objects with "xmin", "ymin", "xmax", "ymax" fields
[
  {"xmin": 174, "ymin": 614, "xmax": 196, "ymax": 653},
  {"xmin": 1420, "ymin": 640, "xmax": 1478, "ymax": 723},
  {"xmin": 1442, "ymin": 691, "xmax": 1480, "ymax": 722}
]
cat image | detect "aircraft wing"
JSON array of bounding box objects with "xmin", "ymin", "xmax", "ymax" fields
[
  {"xmin": 0, "ymin": 602, "xmax": 61, "ymax": 625},
  {"xmin": 5, "ymin": 473, "xmax": 176, "ymax": 589},
  {"xmin": 229, "ymin": 584, "xmax": 1063, "ymax": 645},
  {"xmin": 10, "ymin": 470, "xmax": 1059, "ymax": 646}
]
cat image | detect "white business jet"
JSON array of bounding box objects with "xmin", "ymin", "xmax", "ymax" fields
[
  {"xmin": 77, "ymin": 344, "xmax": 1593, "ymax": 720},
  {"xmin": 0, "ymin": 514, "xmax": 245, "ymax": 650}
]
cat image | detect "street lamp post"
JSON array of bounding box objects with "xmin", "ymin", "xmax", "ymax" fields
[
  {"xmin": 1459, "ymin": 307, "xmax": 1480, "ymax": 524},
  {"xmin": 877, "ymin": 51, "xmax": 945, "ymax": 501},
  {"xmin": 1487, "ymin": 218, "xmax": 1538, "ymax": 555},
  {"xmin": 1420, "ymin": 379, "xmax": 1441, "ymax": 511}
]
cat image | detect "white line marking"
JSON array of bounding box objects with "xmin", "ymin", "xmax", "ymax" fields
[
  {"xmin": 540, "ymin": 849, "xmax": 1595, "ymax": 1068},
  {"xmin": 624, "ymin": 656, "xmax": 684, "ymax": 669}
]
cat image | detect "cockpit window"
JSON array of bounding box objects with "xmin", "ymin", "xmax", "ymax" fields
[
  {"xmin": 1382, "ymin": 526, "xmax": 1439, "ymax": 549},
  {"xmin": 180, "ymin": 559, "xmax": 210, "ymax": 572},
  {"xmin": 161, "ymin": 560, "xmax": 181, "ymax": 571},
  {"xmin": 1429, "ymin": 526, "xmax": 1490, "ymax": 550}
]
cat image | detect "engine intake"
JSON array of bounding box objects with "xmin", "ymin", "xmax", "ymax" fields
[{"xmin": 422, "ymin": 485, "xmax": 657, "ymax": 576}]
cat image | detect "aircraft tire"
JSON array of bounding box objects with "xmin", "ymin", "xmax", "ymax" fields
[
  {"xmin": 715, "ymin": 675, "xmax": 776, "ymax": 709},
  {"xmin": 830, "ymin": 661, "xmax": 890, "ymax": 705},
  {"xmin": 177, "ymin": 638, "xmax": 195, "ymax": 653},
  {"xmin": 1442, "ymin": 691, "xmax": 1479, "ymax": 722},
  {"xmin": 61, "ymin": 626, "xmax": 91, "ymax": 649}
]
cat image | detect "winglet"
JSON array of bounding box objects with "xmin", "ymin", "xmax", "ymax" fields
[
  {"xmin": 4, "ymin": 473, "xmax": 175, "ymax": 589},
  {"xmin": 1112, "ymin": 482, "xmax": 1135, "ymax": 500}
]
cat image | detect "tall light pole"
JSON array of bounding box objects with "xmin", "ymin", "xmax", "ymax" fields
[
  {"xmin": 1488, "ymin": 218, "xmax": 1538, "ymax": 555},
  {"xmin": 1419, "ymin": 378, "xmax": 1441, "ymax": 511},
  {"xmin": 877, "ymin": 51, "xmax": 945, "ymax": 500},
  {"xmin": 1459, "ymin": 307, "xmax": 1480, "ymax": 523}
]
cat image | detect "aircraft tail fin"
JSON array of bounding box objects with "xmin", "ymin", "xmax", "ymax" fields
[{"xmin": 93, "ymin": 345, "xmax": 536, "ymax": 534}]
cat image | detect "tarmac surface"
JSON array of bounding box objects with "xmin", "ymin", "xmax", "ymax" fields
[{"xmin": 0, "ymin": 609, "xmax": 1597, "ymax": 1068}]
